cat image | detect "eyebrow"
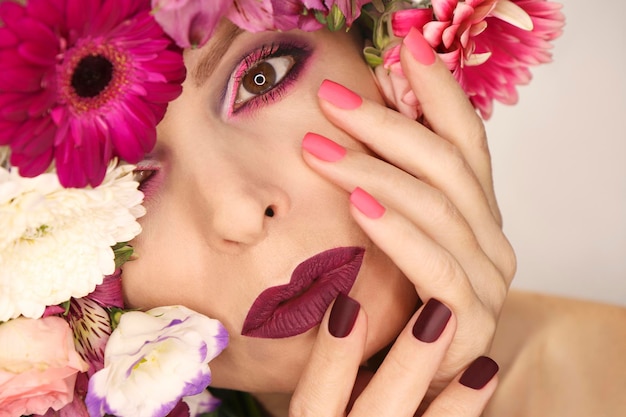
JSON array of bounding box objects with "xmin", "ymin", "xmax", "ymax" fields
[{"xmin": 192, "ymin": 23, "xmax": 245, "ymax": 87}]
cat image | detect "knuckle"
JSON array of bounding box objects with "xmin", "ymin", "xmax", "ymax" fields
[
  {"xmin": 430, "ymin": 188, "xmax": 463, "ymax": 226},
  {"xmin": 373, "ymin": 104, "xmax": 401, "ymax": 131},
  {"xmin": 288, "ymin": 399, "xmax": 316, "ymax": 417},
  {"xmin": 432, "ymin": 398, "xmax": 470, "ymax": 416},
  {"xmin": 497, "ymin": 238, "xmax": 517, "ymax": 285},
  {"xmin": 464, "ymin": 116, "xmax": 489, "ymax": 154},
  {"xmin": 441, "ymin": 143, "xmax": 481, "ymax": 189},
  {"xmin": 289, "ymin": 392, "xmax": 339, "ymax": 417},
  {"xmin": 489, "ymin": 277, "xmax": 509, "ymax": 313},
  {"xmin": 481, "ymin": 306, "xmax": 498, "ymax": 340},
  {"xmin": 422, "ymin": 249, "xmax": 463, "ymax": 289},
  {"xmin": 446, "ymin": 144, "xmax": 469, "ymax": 174}
]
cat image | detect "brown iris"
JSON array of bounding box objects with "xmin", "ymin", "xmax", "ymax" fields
[{"xmin": 242, "ymin": 61, "xmax": 277, "ymax": 95}]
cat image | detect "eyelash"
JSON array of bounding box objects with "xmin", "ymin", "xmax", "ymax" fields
[
  {"xmin": 228, "ymin": 42, "xmax": 311, "ymax": 115},
  {"xmin": 135, "ymin": 43, "xmax": 310, "ymax": 195}
]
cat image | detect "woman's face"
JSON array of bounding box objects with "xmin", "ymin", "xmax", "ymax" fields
[{"xmin": 122, "ymin": 22, "xmax": 418, "ymax": 392}]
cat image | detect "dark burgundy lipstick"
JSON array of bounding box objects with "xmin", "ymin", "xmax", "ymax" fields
[{"xmin": 241, "ymin": 246, "xmax": 365, "ymax": 338}]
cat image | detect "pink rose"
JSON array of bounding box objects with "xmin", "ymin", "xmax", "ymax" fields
[{"xmin": 0, "ymin": 316, "xmax": 88, "ymax": 417}]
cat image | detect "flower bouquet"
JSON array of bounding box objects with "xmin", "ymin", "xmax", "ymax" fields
[{"xmin": 0, "ymin": 1, "xmax": 564, "ymax": 416}]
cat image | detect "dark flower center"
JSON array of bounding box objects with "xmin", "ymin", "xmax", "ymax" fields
[{"xmin": 71, "ymin": 55, "xmax": 114, "ymax": 98}]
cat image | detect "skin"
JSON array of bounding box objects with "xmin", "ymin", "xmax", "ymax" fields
[
  {"xmin": 122, "ymin": 26, "xmax": 418, "ymax": 392},
  {"xmin": 122, "ymin": 21, "xmax": 516, "ymax": 414}
]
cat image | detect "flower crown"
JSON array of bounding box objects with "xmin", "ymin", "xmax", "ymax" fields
[{"xmin": 0, "ymin": 1, "xmax": 564, "ymax": 417}]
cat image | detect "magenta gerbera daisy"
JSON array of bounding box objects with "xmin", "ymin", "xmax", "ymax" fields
[{"xmin": 0, "ymin": 0, "xmax": 185, "ymax": 188}]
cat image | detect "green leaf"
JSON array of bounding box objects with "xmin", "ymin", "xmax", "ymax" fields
[
  {"xmin": 363, "ymin": 46, "xmax": 383, "ymax": 67},
  {"xmin": 108, "ymin": 307, "xmax": 125, "ymax": 331},
  {"xmin": 326, "ymin": 4, "xmax": 346, "ymax": 31},
  {"xmin": 204, "ymin": 389, "xmax": 266, "ymax": 417},
  {"xmin": 112, "ymin": 242, "xmax": 134, "ymax": 268}
]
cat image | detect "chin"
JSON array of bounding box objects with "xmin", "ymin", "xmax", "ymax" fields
[{"xmin": 209, "ymin": 327, "xmax": 321, "ymax": 393}]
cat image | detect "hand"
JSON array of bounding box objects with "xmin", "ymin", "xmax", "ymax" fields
[
  {"xmin": 290, "ymin": 295, "xmax": 499, "ymax": 416},
  {"xmin": 301, "ymin": 29, "xmax": 516, "ymax": 399}
]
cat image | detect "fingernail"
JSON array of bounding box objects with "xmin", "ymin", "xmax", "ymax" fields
[
  {"xmin": 350, "ymin": 187, "xmax": 386, "ymax": 219},
  {"xmin": 412, "ymin": 298, "xmax": 452, "ymax": 342},
  {"xmin": 459, "ymin": 356, "xmax": 499, "ymax": 390},
  {"xmin": 403, "ymin": 27, "xmax": 436, "ymax": 66},
  {"xmin": 328, "ymin": 293, "xmax": 360, "ymax": 338},
  {"xmin": 302, "ymin": 132, "xmax": 346, "ymax": 162},
  {"xmin": 318, "ymin": 79, "xmax": 363, "ymax": 110}
]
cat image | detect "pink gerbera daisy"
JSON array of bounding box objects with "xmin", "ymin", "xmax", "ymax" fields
[
  {"xmin": 0, "ymin": 0, "xmax": 185, "ymax": 187},
  {"xmin": 381, "ymin": 0, "xmax": 564, "ymax": 119}
]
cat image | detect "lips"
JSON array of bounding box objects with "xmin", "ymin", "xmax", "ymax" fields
[{"xmin": 241, "ymin": 246, "xmax": 365, "ymax": 338}]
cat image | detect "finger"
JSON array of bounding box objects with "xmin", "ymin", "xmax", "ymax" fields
[
  {"xmin": 344, "ymin": 185, "xmax": 499, "ymax": 379},
  {"xmin": 314, "ymin": 84, "xmax": 515, "ymax": 285},
  {"xmin": 422, "ymin": 356, "xmax": 499, "ymax": 417},
  {"xmin": 350, "ymin": 299, "xmax": 456, "ymax": 417},
  {"xmin": 345, "ymin": 186, "xmax": 495, "ymax": 329},
  {"xmin": 301, "ymin": 133, "xmax": 510, "ymax": 305},
  {"xmin": 290, "ymin": 293, "xmax": 367, "ymax": 417},
  {"xmin": 399, "ymin": 28, "xmax": 499, "ymax": 221}
]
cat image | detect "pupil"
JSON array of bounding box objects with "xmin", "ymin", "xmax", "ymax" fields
[
  {"xmin": 71, "ymin": 55, "xmax": 114, "ymax": 98},
  {"xmin": 254, "ymin": 74, "xmax": 266, "ymax": 86},
  {"xmin": 243, "ymin": 61, "xmax": 276, "ymax": 94}
]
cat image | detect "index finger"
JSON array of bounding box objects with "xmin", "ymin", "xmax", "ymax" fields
[
  {"xmin": 399, "ymin": 28, "xmax": 498, "ymax": 219},
  {"xmin": 290, "ymin": 294, "xmax": 367, "ymax": 417}
]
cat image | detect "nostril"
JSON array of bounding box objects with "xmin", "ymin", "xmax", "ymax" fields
[{"xmin": 264, "ymin": 206, "xmax": 275, "ymax": 217}]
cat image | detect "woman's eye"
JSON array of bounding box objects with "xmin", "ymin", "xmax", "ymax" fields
[
  {"xmin": 234, "ymin": 55, "xmax": 295, "ymax": 109},
  {"xmin": 132, "ymin": 168, "xmax": 156, "ymax": 190}
]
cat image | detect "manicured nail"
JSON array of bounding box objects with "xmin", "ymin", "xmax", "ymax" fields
[
  {"xmin": 412, "ymin": 298, "xmax": 452, "ymax": 343},
  {"xmin": 302, "ymin": 132, "xmax": 346, "ymax": 162},
  {"xmin": 318, "ymin": 79, "xmax": 363, "ymax": 110},
  {"xmin": 328, "ymin": 293, "xmax": 360, "ymax": 338},
  {"xmin": 403, "ymin": 27, "xmax": 436, "ymax": 66},
  {"xmin": 350, "ymin": 187, "xmax": 385, "ymax": 219},
  {"xmin": 459, "ymin": 356, "xmax": 499, "ymax": 390}
]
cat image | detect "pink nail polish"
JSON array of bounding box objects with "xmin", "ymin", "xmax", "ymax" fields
[
  {"xmin": 302, "ymin": 132, "xmax": 346, "ymax": 162},
  {"xmin": 350, "ymin": 187, "xmax": 385, "ymax": 219},
  {"xmin": 318, "ymin": 80, "xmax": 363, "ymax": 110},
  {"xmin": 403, "ymin": 27, "xmax": 436, "ymax": 66}
]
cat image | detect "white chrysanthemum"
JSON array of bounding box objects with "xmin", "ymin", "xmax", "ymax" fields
[{"xmin": 0, "ymin": 162, "xmax": 146, "ymax": 321}]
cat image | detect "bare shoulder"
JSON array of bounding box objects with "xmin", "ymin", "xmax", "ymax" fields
[{"xmin": 486, "ymin": 290, "xmax": 626, "ymax": 417}]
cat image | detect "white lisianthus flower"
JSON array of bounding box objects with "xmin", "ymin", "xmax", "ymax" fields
[
  {"xmin": 0, "ymin": 162, "xmax": 145, "ymax": 321},
  {"xmin": 86, "ymin": 305, "xmax": 229, "ymax": 417}
]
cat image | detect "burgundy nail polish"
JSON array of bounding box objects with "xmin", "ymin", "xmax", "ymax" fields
[
  {"xmin": 412, "ymin": 298, "xmax": 452, "ymax": 343},
  {"xmin": 328, "ymin": 293, "xmax": 360, "ymax": 338},
  {"xmin": 459, "ymin": 356, "xmax": 499, "ymax": 390}
]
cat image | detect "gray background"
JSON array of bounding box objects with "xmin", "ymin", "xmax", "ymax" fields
[{"xmin": 486, "ymin": 0, "xmax": 626, "ymax": 306}]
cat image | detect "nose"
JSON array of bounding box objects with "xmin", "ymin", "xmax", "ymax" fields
[
  {"xmin": 188, "ymin": 158, "xmax": 289, "ymax": 251},
  {"xmin": 210, "ymin": 185, "xmax": 277, "ymax": 246}
]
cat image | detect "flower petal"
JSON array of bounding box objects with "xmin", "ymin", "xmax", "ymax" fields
[{"xmin": 492, "ymin": 0, "xmax": 534, "ymax": 31}]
